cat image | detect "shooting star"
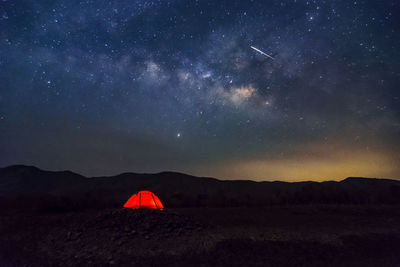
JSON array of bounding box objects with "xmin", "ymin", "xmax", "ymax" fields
[{"xmin": 250, "ymin": 46, "xmax": 275, "ymax": 60}]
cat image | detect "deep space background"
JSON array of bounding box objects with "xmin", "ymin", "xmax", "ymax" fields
[{"xmin": 0, "ymin": 0, "xmax": 399, "ymax": 181}]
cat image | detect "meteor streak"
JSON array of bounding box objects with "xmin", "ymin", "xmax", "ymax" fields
[{"xmin": 250, "ymin": 46, "xmax": 275, "ymax": 60}]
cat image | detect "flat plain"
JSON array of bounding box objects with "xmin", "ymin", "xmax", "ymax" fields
[{"xmin": 1, "ymin": 205, "xmax": 399, "ymax": 266}]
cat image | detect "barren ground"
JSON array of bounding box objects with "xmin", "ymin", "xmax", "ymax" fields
[{"xmin": 1, "ymin": 205, "xmax": 400, "ymax": 266}]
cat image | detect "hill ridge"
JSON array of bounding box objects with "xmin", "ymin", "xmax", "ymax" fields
[
  {"xmin": 1, "ymin": 164, "xmax": 397, "ymax": 183},
  {"xmin": 1, "ymin": 165, "xmax": 400, "ymax": 210}
]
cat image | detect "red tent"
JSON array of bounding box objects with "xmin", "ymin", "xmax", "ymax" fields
[{"xmin": 123, "ymin": 190, "xmax": 164, "ymax": 209}]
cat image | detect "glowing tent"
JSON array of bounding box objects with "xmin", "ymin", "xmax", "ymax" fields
[{"xmin": 123, "ymin": 190, "xmax": 164, "ymax": 209}]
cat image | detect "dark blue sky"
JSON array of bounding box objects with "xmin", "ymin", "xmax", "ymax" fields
[{"xmin": 1, "ymin": 0, "xmax": 399, "ymax": 180}]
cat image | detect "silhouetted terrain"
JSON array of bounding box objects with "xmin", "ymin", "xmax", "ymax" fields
[
  {"xmin": 1, "ymin": 165, "xmax": 400, "ymax": 213},
  {"xmin": 1, "ymin": 165, "xmax": 400, "ymax": 266}
]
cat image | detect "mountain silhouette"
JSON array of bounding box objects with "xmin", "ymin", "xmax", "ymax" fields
[{"xmin": 1, "ymin": 165, "xmax": 400, "ymax": 212}]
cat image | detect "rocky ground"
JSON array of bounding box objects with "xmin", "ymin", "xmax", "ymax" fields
[{"xmin": 1, "ymin": 205, "xmax": 400, "ymax": 266}]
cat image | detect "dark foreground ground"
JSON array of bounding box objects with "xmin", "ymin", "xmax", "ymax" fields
[{"xmin": 1, "ymin": 205, "xmax": 400, "ymax": 266}]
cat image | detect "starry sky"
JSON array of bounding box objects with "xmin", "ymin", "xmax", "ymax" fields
[{"xmin": 1, "ymin": 0, "xmax": 399, "ymax": 181}]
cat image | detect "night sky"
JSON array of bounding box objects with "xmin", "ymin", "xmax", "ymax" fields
[{"xmin": 1, "ymin": 0, "xmax": 399, "ymax": 181}]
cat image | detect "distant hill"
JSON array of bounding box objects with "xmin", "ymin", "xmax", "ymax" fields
[{"xmin": 1, "ymin": 165, "xmax": 400, "ymax": 212}]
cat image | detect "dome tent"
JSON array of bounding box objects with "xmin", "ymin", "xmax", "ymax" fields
[{"xmin": 123, "ymin": 190, "xmax": 164, "ymax": 209}]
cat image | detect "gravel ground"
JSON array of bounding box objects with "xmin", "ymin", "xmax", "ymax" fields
[{"xmin": 1, "ymin": 205, "xmax": 400, "ymax": 266}]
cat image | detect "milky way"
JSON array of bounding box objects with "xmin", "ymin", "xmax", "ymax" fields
[{"xmin": 0, "ymin": 0, "xmax": 399, "ymax": 180}]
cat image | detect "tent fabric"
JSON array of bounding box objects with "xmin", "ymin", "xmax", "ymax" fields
[{"xmin": 123, "ymin": 190, "xmax": 164, "ymax": 209}]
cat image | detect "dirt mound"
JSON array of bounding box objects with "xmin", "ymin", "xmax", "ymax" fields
[
  {"xmin": 81, "ymin": 208, "xmax": 206, "ymax": 240},
  {"xmin": 41, "ymin": 209, "xmax": 210, "ymax": 266}
]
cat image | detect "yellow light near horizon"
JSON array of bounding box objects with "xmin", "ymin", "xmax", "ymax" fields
[
  {"xmin": 233, "ymin": 154, "xmax": 396, "ymax": 182},
  {"xmin": 193, "ymin": 146, "xmax": 400, "ymax": 182}
]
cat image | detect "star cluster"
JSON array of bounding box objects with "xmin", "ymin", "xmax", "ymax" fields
[{"xmin": 0, "ymin": 0, "xmax": 399, "ymax": 180}]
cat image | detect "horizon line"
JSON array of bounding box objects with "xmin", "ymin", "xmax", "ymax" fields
[{"xmin": 1, "ymin": 164, "xmax": 398, "ymax": 184}]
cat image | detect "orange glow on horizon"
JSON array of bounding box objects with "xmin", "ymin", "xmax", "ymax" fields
[{"xmin": 190, "ymin": 142, "xmax": 400, "ymax": 182}]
